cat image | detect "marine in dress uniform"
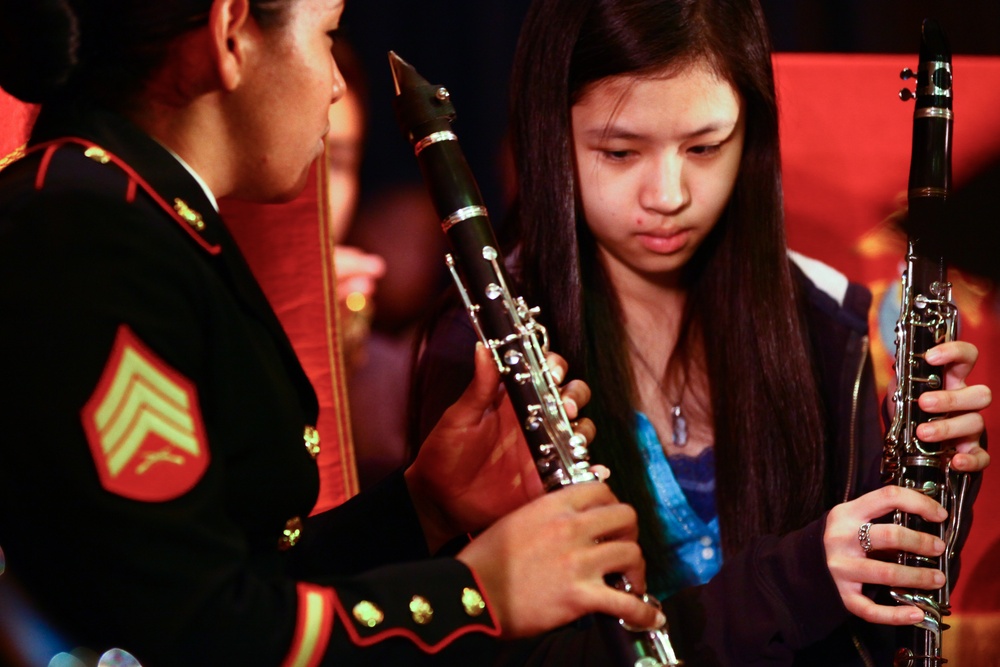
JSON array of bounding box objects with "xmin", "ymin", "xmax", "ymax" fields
[{"xmin": 0, "ymin": 100, "xmax": 501, "ymax": 666}]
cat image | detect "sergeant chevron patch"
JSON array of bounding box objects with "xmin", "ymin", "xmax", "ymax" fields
[{"xmin": 81, "ymin": 324, "xmax": 210, "ymax": 501}]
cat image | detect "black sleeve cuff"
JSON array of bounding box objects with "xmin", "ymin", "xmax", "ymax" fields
[
  {"xmin": 290, "ymin": 468, "xmax": 429, "ymax": 577},
  {"xmin": 324, "ymin": 558, "xmax": 501, "ymax": 663}
]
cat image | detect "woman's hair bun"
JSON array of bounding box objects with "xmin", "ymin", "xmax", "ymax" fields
[{"xmin": 0, "ymin": 0, "xmax": 79, "ymax": 103}]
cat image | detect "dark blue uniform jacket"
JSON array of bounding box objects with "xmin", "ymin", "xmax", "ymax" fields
[{"xmin": 0, "ymin": 102, "xmax": 499, "ymax": 667}]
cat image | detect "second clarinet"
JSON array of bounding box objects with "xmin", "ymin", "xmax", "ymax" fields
[
  {"xmin": 389, "ymin": 52, "xmax": 681, "ymax": 667},
  {"xmin": 883, "ymin": 18, "xmax": 969, "ymax": 667}
]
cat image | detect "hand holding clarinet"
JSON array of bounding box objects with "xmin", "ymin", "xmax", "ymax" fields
[{"xmin": 823, "ymin": 21, "xmax": 990, "ymax": 665}]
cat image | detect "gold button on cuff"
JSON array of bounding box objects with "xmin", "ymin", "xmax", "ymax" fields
[
  {"xmin": 277, "ymin": 516, "xmax": 303, "ymax": 551},
  {"xmin": 173, "ymin": 198, "xmax": 206, "ymax": 231},
  {"xmin": 352, "ymin": 600, "xmax": 384, "ymax": 628},
  {"xmin": 83, "ymin": 146, "xmax": 110, "ymax": 164},
  {"xmin": 461, "ymin": 587, "xmax": 486, "ymax": 617},
  {"xmin": 409, "ymin": 595, "xmax": 433, "ymax": 625},
  {"xmin": 303, "ymin": 426, "xmax": 321, "ymax": 458}
]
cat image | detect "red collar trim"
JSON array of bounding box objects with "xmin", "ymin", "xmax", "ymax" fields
[{"xmin": 25, "ymin": 137, "xmax": 221, "ymax": 256}]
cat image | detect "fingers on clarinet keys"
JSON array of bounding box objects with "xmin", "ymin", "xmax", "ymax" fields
[
  {"xmin": 858, "ymin": 522, "xmax": 874, "ymax": 554},
  {"xmin": 619, "ymin": 593, "xmax": 668, "ymax": 632},
  {"xmin": 616, "ymin": 576, "xmax": 667, "ymax": 632},
  {"xmin": 889, "ymin": 590, "xmax": 943, "ymax": 633}
]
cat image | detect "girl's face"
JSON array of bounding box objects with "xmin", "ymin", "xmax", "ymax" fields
[
  {"xmin": 228, "ymin": 0, "xmax": 346, "ymax": 202},
  {"xmin": 571, "ymin": 59, "xmax": 744, "ymax": 290}
]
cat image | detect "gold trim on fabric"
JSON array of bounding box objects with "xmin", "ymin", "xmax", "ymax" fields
[
  {"xmin": 0, "ymin": 143, "xmax": 26, "ymax": 172},
  {"xmin": 315, "ymin": 145, "xmax": 360, "ymax": 499}
]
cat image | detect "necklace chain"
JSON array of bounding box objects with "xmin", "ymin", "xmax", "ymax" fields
[{"xmin": 627, "ymin": 338, "xmax": 689, "ymax": 447}]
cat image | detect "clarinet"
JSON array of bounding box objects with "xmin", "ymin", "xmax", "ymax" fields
[
  {"xmin": 882, "ymin": 19, "xmax": 969, "ymax": 667},
  {"xmin": 389, "ymin": 52, "xmax": 681, "ymax": 667}
]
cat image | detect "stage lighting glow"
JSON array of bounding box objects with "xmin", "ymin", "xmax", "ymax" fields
[{"xmin": 98, "ymin": 648, "xmax": 142, "ymax": 667}]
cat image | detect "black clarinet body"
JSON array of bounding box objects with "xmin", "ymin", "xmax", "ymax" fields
[
  {"xmin": 389, "ymin": 51, "xmax": 680, "ymax": 667},
  {"xmin": 883, "ymin": 19, "xmax": 968, "ymax": 667}
]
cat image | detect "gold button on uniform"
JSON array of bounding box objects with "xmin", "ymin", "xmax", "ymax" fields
[
  {"xmin": 461, "ymin": 587, "xmax": 485, "ymax": 617},
  {"xmin": 277, "ymin": 516, "xmax": 303, "ymax": 551},
  {"xmin": 83, "ymin": 146, "xmax": 110, "ymax": 164},
  {"xmin": 352, "ymin": 600, "xmax": 384, "ymax": 628},
  {"xmin": 173, "ymin": 198, "xmax": 205, "ymax": 231},
  {"xmin": 409, "ymin": 595, "xmax": 433, "ymax": 625},
  {"xmin": 303, "ymin": 426, "xmax": 321, "ymax": 458}
]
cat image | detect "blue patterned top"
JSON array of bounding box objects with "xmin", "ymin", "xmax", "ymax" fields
[{"xmin": 635, "ymin": 412, "xmax": 722, "ymax": 599}]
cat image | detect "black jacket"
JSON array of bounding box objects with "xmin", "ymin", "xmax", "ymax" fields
[
  {"xmin": 0, "ymin": 103, "xmax": 500, "ymax": 667},
  {"xmin": 411, "ymin": 254, "xmax": 979, "ymax": 666}
]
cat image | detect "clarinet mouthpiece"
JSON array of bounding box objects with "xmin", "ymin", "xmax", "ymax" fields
[
  {"xmin": 387, "ymin": 51, "xmax": 457, "ymax": 139},
  {"xmin": 920, "ymin": 18, "xmax": 951, "ymax": 64},
  {"xmin": 388, "ymin": 51, "xmax": 422, "ymax": 96}
]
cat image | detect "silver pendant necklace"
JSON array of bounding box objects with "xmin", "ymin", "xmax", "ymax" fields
[
  {"xmin": 670, "ymin": 405, "xmax": 688, "ymax": 447},
  {"xmin": 628, "ymin": 339, "xmax": 689, "ymax": 447}
]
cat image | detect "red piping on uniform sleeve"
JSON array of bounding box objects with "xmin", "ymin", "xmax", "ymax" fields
[
  {"xmin": 281, "ymin": 583, "xmax": 335, "ymax": 667},
  {"xmin": 34, "ymin": 144, "xmax": 59, "ymax": 191},
  {"xmin": 466, "ymin": 565, "xmax": 502, "ymax": 635}
]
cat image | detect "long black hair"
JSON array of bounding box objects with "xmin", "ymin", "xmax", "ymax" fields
[
  {"xmin": 0, "ymin": 0, "xmax": 292, "ymax": 109},
  {"xmin": 508, "ymin": 0, "xmax": 826, "ymax": 595}
]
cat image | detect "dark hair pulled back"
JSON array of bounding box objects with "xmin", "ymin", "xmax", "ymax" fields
[{"xmin": 0, "ymin": 0, "xmax": 291, "ymax": 108}]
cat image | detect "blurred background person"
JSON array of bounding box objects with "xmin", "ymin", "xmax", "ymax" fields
[
  {"xmin": 325, "ymin": 39, "xmax": 385, "ymax": 371},
  {"xmin": 323, "ymin": 38, "xmax": 447, "ymax": 489}
]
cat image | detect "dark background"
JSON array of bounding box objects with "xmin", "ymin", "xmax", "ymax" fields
[{"xmin": 339, "ymin": 1, "xmax": 1000, "ymax": 221}]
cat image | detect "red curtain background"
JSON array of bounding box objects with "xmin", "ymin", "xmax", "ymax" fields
[
  {"xmin": 0, "ymin": 89, "xmax": 34, "ymax": 169},
  {"xmin": 221, "ymin": 165, "xmax": 361, "ymax": 513}
]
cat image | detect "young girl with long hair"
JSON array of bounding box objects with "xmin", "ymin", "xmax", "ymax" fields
[{"xmin": 412, "ymin": 0, "xmax": 991, "ymax": 663}]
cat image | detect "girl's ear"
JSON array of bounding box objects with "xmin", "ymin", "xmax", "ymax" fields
[{"xmin": 208, "ymin": 0, "xmax": 253, "ymax": 91}]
